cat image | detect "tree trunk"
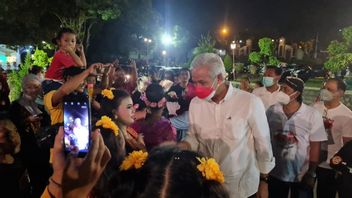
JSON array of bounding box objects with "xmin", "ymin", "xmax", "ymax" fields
[{"xmin": 85, "ymin": 20, "xmax": 97, "ymax": 52}]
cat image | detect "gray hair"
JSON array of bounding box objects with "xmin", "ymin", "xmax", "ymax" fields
[
  {"xmin": 190, "ymin": 53, "xmax": 226, "ymax": 79},
  {"xmin": 22, "ymin": 74, "xmax": 40, "ymax": 88}
]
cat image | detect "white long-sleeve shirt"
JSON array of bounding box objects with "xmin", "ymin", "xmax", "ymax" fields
[{"xmin": 184, "ymin": 84, "xmax": 275, "ymax": 198}]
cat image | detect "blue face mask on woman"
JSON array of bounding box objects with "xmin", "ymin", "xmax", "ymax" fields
[{"xmin": 262, "ymin": 77, "xmax": 275, "ymax": 87}]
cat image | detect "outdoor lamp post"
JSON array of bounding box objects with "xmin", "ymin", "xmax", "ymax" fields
[
  {"xmin": 144, "ymin": 38, "xmax": 152, "ymax": 64},
  {"xmin": 230, "ymin": 41, "xmax": 237, "ymax": 79},
  {"xmin": 162, "ymin": 50, "xmax": 167, "ymax": 66}
]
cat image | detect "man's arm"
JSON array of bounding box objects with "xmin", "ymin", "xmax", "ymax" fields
[
  {"xmin": 51, "ymin": 64, "xmax": 102, "ymax": 107},
  {"xmin": 129, "ymin": 60, "xmax": 138, "ymax": 90},
  {"xmin": 249, "ymin": 96, "xmax": 275, "ymax": 174},
  {"xmin": 301, "ymin": 110, "xmax": 327, "ymax": 188},
  {"xmin": 308, "ymin": 141, "xmax": 320, "ymax": 173},
  {"xmin": 300, "ymin": 141, "xmax": 320, "ymax": 189},
  {"xmin": 342, "ymin": 117, "xmax": 352, "ymax": 144},
  {"xmin": 99, "ymin": 64, "xmax": 113, "ymax": 89},
  {"xmin": 248, "ymin": 97, "xmax": 275, "ymax": 198}
]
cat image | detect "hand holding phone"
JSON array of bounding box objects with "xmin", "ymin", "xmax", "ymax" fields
[
  {"xmin": 50, "ymin": 127, "xmax": 111, "ymax": 198},
  {"xmin": 63, "ymin": 94, "xmax": 91, "ymax": 157}
]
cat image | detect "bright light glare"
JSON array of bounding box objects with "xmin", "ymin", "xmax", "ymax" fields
[
  {"xmin": 230, "ymin": 42, "xmax": 236, "ymax": 49},
  {"xmin": 162, "ymin": 50, "xmax": 167, "ymax": 55},
  {"xmin": 161, "ymin": 33, "xmax": 172, "ymax": 46}
]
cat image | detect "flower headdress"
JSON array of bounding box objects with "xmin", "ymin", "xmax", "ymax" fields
[
  {"xmin": 120, "ymin": 150, "xmax": 148, "ymax": 171},
  {"xmin": 101, "ymin": 89, "xmax": 114, "ymax": 100},
  {"xmin": 95, "ymin": 116, "xmax": 119, "ymax": 136},
  {"xmin": 196, "ymin": 157, "xmax": 225, "ymax": 183},
  {"xmin": 140, "ymin": 93, "xmax": 166, "ymax": 108}
]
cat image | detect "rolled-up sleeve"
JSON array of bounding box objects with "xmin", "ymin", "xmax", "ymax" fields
[
  {"xmin": 248, "ymin": 96, "xmax": 275, "ymax": 174},
  {"xmin": 183, "ymin": 101, "xmax": 200, "ymax": 151}
]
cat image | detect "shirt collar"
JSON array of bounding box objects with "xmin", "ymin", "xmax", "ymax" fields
[
  {"xmin": 206, "ymin": 82, "xmax": 233, "ymax": 104},
  {"xmin": 223, "ymin": 82, "xmax": 234, "ymax": 102},
  {"xmin": 278, "ymin": 103, "xmax": 307, "ymax": 118},
  {"xmin": 265, "ymin": 85, "xmax": 281, "ymax": 93}
]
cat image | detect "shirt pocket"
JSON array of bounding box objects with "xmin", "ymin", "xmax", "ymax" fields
[{"xmin": 223, "ymin": 117, "xmax": 246, "ymax": 142}]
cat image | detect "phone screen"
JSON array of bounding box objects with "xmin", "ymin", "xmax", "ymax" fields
[{"xmin": 63, "ymin": 95, "xmax": 91, "ymax": 157}]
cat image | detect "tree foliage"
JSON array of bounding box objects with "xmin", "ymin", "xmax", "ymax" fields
[
  {"xmin": 248, "ymin": 37, "xmax": 279, "ymax": 66},
  {"xmin": 223, "ymin": 54, "xmax": 233, "ymax": 73},
  {"xmin": 192, "ymin": 33, "xmax": 216, "ymax": 56},
  {"xmin": 7, "ymin": 53, "xmax": 32, "ymax": 102},
  {"xmin": 248, "ymin": 52, "xmax": 262, "ymax": 65},
  {"xmin": 32, "ymin": 48, "xmax": 53, "ymax": 68},
  {"xmin": 0, "ymin": 0, "xmax": 124, "ymax": 46},
  {"xmin": 0, "ymin": 0, "xmax": 59, "ymax": 45},
  {"xmin": 6, "ymin": 47, "xmax": 51, "ymax": 101},
  {"xmin": 325, "ymin": 26, "xmax": 352, "ymax": 73}
]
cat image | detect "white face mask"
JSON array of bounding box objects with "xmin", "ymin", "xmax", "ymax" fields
[
  {"xmin": 277, "ymin": 91, "xmax": 297, "ymax": 105},
  {"xmin": 204, "ymin": 79, "xmax": 218, "ymax": 101},
  {"xmin": 320, "ymin": 89, "xmax": 334, "ymax": 102}
]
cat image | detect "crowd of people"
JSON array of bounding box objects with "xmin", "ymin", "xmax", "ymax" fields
[{"xmin": 0, "ymin": 27, "xmax": 352, "ymax": 198}]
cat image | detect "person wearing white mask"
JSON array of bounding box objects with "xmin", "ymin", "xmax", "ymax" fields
[
  {"xmin": 266, "ymin": 76, "xmax": 327, "ymax": 198},
  {"xmin": 313, "ymin": 78, "xmax": 352, "ymax": 198},
  {"xmin": 253, "ymin": 66, "xmax": 282, "ymax": 110},
  {"xmin": 178, "ymin": 53, "xmax": 275, "ymax": 198}
]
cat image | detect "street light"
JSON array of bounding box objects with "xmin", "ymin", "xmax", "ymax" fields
[
  {"xmin": 162, "ymin": 50, "xmax": 167, "ymax": 66},
  {"xmin": 230, "ymin": 41, "xmax": 237, "ymax": 79},
  {"xmin": 144, "ymin": 38, "xmax": 152, "ymax": 64},
  {"xmin": 161, "ymin": 33, "xmax": 172, "ymax": 46}
]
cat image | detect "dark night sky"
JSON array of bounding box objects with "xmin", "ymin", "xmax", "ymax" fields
[{"xmin": 153, "ymin": 0, "xmax": 352, "ymax": 47}]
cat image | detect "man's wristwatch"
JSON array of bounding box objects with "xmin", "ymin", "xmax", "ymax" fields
[{"xmin": 260, "ymin": 175, "xmax": 269, "ymax": 183}]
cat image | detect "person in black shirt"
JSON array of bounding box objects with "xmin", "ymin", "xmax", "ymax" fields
[{"xmin": 329, "ymin": 140, "xmax": 352, "ymax": 198}]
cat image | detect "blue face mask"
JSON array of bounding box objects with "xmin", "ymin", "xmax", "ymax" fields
[{"xmin": 262, "ymin": 77, "xmax": 275, "ymax": 87}]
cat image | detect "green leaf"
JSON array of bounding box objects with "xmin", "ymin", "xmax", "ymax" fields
[
  {"xmin": 32, "ymin": 48, "xmax": 51, "ymax": 68},
  {"xmin": 327, "ymin": 41, "xmax": 348, "ymax": 56},
  {"xmin": 8, "ymin": 53, "xmax": 32, "ymax": 102},
  {"xmin": 258, "ymin": 37, "xmax": 275, "ymax": 57},
  {"xmin": 223, "ymin": 54, "xmax": 233, "ymax": 73},
  {"xmin": 248, "ymin": 52, "xmax": 262, "ymax": 64}
]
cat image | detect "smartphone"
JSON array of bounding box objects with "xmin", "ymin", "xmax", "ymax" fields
[{"xmin": 63, "ymin": 94, "xmax": 91, "ymax": 157}]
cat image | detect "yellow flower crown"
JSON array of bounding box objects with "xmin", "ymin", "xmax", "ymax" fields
[
  {"xmin": 120, "ymin": 150, "xmax": 148, "ymax": 171},
  {"xmin": 95, "ymin": 116, "xmax": 119, "ymax": 136},
  {"xmin": 196, "ymin": 157, "xmax": 225, "ymax": 183},
  {"xmin": 101, "ymin": 89, "xmax": 114, "ymax": 100}
]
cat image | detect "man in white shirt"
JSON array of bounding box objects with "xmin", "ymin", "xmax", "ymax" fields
[
  {"xmin": 179, "ymin": 53, "xmax": 275, "ymax": 198},
  {"xmin": 266, "ymin": 77, "xmax": 327, "ymax": 198},
  {"xmin": 253, "ymin": 66, "xmax": 282, "ymax": 110},
  {"xmin": 313, "ymin": 78, "xmax": 352, "ymax": 198}
]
